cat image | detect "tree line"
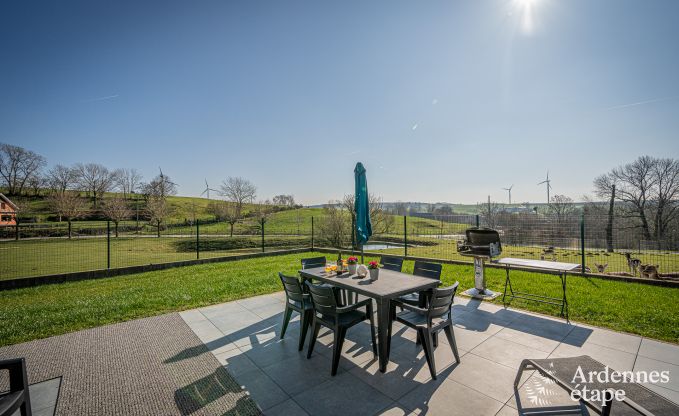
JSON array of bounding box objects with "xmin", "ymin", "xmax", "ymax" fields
[{"xmin": 0, "ymin": 143, "xmax": 299, "ymax": 238}]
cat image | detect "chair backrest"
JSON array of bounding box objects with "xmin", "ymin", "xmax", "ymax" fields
[
  {"xmin": 428, "ymin": 282, "xmax": 459, "ymax": 318},
  {"xmin": 413, "ymin": 261, "xmax": 442, "ymax": 280},
  {"xmin": 301, "ymin": 256, "xmax": 326, "ymax": 270},
  {"xmin": 279, "ymin": 272, "xmax": 305, "ymax": 303},
  {"xmin": 380, "ymin": 255, "xmax": 404, "ymax": 272},
  {"xmin": 305, "ymin": 281, "xmax": 338, "ymax": 317}
]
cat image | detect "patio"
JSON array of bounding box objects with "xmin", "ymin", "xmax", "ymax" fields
[{"xmin": 179, "ymin": 291, "xmax": 679, "ymax": 415}]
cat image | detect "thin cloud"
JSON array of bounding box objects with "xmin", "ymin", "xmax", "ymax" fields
[
  {"xmin": 81, "ymin": 94, "xmax": 119, "ymax": 103},
  {"xmin": 604, "ymin": 95, "xmax": 679, "ymax": 111}
]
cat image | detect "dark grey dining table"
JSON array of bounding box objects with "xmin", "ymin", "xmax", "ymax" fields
[{"xmin": 298, "ymin": 266, "xmax": 441, "ymax": 372}]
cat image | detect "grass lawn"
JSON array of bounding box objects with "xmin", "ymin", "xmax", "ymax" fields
[{"xmin": 1, "ymin": 252, "xmax": 678, "ymax": 347}]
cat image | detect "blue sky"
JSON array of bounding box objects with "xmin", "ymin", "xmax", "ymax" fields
[{"xmin": 1, "ymin": 0, "xmax": 678, "ymax": 205}]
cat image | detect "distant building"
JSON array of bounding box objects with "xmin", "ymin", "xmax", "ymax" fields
[{"xmin": 0, "ymin": 193, "xmax": 18, "ymax": 226}]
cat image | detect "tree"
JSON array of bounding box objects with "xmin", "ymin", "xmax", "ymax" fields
[
  {"xmin": 478, "ymin": 196, "xmax": 503, "ymax": 229},
  {"xmin": 26, "ymin": 173, "xmax": 46, "ymax": 196},
  {"xmin": 219, "ymin": 177, "xmax": 256, "ymax": 218},
  {"xmin": 113, "ymin": 168, "xmax": 142, "ymax": 199},
  {"xmin": 47, "ymin": 191, "xmax": 88, "ymax": 238},
  {"xmin": 146, "ymin": 196, "xmax": 171, "ymax": 237},
  {"xmin": 141, "ymin": 173, "xmax": 177, "ymax": 200},
  {"xmin": 74, "ymin": 163, "xmax": 114, "ymax": 207},
  {"xmin": 341, "ymin": 193, "xmax": 394, "ymax": 247},
  {"xmin": 320, "ymin": 200, "xmax": 349, "ymax": 248},
  {"xmin": 47, "ymin": 165, "xmax": 77, "ymax": 194},
  {"xmin": 0, "ymin": 143, "xmax": 47, "ymax": 195},
  {"xmin": 102, "ymin": 196, "xmax": 132, "ymax": 237},
  {"xmin": 273, "ymin": 194, "xmax": 295, "ymax": 207},
  {"xmin": 547, "ymin": 195, "xmax": 576, "ymax": 223},
  {"xmin": 595, "ymin": 156, "xmax": 679, "ymax": 240}
]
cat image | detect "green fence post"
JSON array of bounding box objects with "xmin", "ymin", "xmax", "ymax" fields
[
  {"xmin": 261, "ymin": 217, "xmax": 265, "ymax": 253},
  {"xmin": 580, "ymin": 213, "xmax": 585, "ymax": 274},
  {"xmin": 475, "ymin": 215, "xmax": 480, "ymax": 228},
  {"xmin": 196, "ymin": 220, "xmax": 200, "ymax": 260},
  {"xmin": 404, "ymin": 215, "xmax": 408, "ymax": 257},
  {"xmin": 107, "ymin": 221, "xmax": 111, "ymax": 269},
  {"xmin": 311, "ymin": 217, "xmax": 315, "ymax": 250},
  {"xmin": 15, "ymin": 219, "xmax": 19, "ymax": 241}
]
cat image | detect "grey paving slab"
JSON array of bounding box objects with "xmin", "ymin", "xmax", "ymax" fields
[
  {"xmin": 564, "ymin": 324, "xmax": 641, "ymax": 354},
  {"xmin": 638, "ymin": 338, "xmax": 679, "ymax": 365},
  {"xmin": 471, "ymin": 336, "xmax": 549, "ymax": 369},
  {"xmin": 399, "ymin": 377, "xmax": 505, "ymax": 416},
  {"xmin": 292, "ymin": 371, "xmax": 393, "ymax": 416},
  {"xmin": 494, "ymin": 327, "xmax": 561, "ymax": 354},
  {"xmin": 11, "ymin": 377, "xmax": 61, "ymax": 416},
  {"xmin": 181, "ymin": 292, "xmax": 679, "ymax": 415},
  {"xmin": 633, "ymin": 355, "xmax": 679, "ymax": 392},
  {"xmin": 447, "ymin": 353, "xmax": 518, "ymax": 403},
  {"xmin": 232, "ymin": 368, "xmax": 289, "ymax": 411},
  {"xmin": 264, "ymin": 398, "xmax": 309, "ymax": 416},
  {"xmin": 213, "ymin": 348, "xmax": 259, "ymax": 377},
  {"xmin": 550, "ymin": 339, "xmax": 637, "ymax": 371}
]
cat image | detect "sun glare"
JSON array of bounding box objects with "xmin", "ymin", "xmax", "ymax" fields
[{"xmin": 514, "ymin": 0, "xmax": 540, "ymax": 35}]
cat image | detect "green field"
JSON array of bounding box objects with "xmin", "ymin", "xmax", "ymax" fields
[{"xmin": 1, "ymin": 252, "xmax": 678, "ymax": 348}]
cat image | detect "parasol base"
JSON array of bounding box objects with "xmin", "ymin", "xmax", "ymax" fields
[{"xmin": 461, "ymin": 288, "xmax": 502, "ymax": 300}]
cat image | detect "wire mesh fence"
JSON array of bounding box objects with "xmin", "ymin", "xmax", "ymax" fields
[
  {"xmin": 2, "ymin": 210, "xmax": 678, "ymax": 281},
  {"xmin": 0, "ymin": 213, "xmax": 311, "ymax": 281}
]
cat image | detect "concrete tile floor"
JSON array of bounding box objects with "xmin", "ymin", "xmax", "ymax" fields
[{"xmin": 180, "ymin": 293, "xmax": 679, "ymax": 415}]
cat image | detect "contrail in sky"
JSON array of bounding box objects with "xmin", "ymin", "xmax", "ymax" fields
[
  {"xmin": 604, "ymin": 95, "xmax": 678, "ymax": 111},
  {"xmin": 81, "ymin": 94, "xmax": 119, "ymax": 103}
]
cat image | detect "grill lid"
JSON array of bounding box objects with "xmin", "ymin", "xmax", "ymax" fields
[{"xmin": 457, "ymin": 227, "xmax": 502, "ymax": 258}]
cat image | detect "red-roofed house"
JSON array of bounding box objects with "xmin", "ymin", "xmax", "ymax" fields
[{"xmin": 0, "ymin": 193, "xmax": 18, "ymax": 226}]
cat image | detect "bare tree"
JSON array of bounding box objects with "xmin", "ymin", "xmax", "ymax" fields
[
  {"xmin": 141, "ymin": 173, "xmax": 177, "ymax": 200},
  {"xmin": 102, "ymin": 196, "xmax": 132, "ymax": 237},
  {"xmin": 26, "ymin": 173, "xmax": 46, "ymax": 196},
  {"xmin": 47, "ymin": 165, "xmax": 77, "ymax": 194},
  {"xmin": 392, "ymin": 201, "xmax": 408, "ymax": 216},
  {"xmin": 146, "ymin": 196, "xmax": 171, "ymax": 237},
  {"xmin": 320, "ymin": 200, "xmax": 349, "ymax": 248},
  {"xmin": 478, "ymin": 197, "xmax": 503, "ymax": 229},
  {"xmin": 47, "ymin": 191, "xmax": 88, "ymax": 238},
  {"xmin": 595, "ymin": 156, "xmax": 679, "ymax": 240},
  {"xmin": 650, "ymin": 158, "xmax": 679, "ymax": 240},
  {"xmin": 341, "ymin": 193, "xmax": 393, "ymax": 239},
  {"xmin": 74, "ymin": 163, "xmax": 114, "ymax": 207},
  {"xmin": 273, "ymin": 194, "xmax": 295, "ymax": 207},
  {"xmin": 0, "ymin": 143, "xmax": 47, "ymax": 195},
  {"xmin": 219, "ymin": 177, "xmax": 256, "ymax": 218},
  {"xmin": 547, "ymin": 195, "xmax": 576, "ymax": 223},
  {"xmin": 113, "ymin": 168, "xmax": 142, "ymax": 199}
]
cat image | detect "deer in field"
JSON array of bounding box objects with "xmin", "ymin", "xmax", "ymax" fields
[
  {"xmin": 540, "ymin": 246, "xmax": 556, "ymax": 261},
  {"xmin": 639, "ymin": 264, "xmax": 659, "ymax": 279},
  {"xmin": 594, "ymin": 263, "xmax": 608, "ymax": 273},
  {"xmin": 624, "ymin": 253, "xmax": 641, "ymax": 276}
]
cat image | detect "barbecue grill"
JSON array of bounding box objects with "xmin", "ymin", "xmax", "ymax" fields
[{"xmin": 458, "ymin": 227, "xmax": 502, "ymax": 299}]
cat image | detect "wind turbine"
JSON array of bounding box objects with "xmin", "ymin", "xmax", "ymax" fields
[
  {"xmin": 502, "ymin": 185, "xmax": 514, "ymax": 205},
  {"xmin": 201, "ymin": 179, "xmax": 217, "ymax": 199},
  {"xmin": 538, "ymin": 172, "xmax": 552, "ymax": 203},
  {"xmin": 158, "ymin": 167, "xmax": 176, "ymax": 198}
]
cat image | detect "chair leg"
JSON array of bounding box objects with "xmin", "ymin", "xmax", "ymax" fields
[
  {"xmin": 280, "ymin": 305, "xmax": 293, "ymax": 339},
  {"xmin": 307, "ymin": 320, "xmax": 321, "ymax": 359},
  {"xmin": 415, "ymin": 331, "xmax": 422, "ymax": 346},
  {"xmin": 443, "ymin": 325, "xmax": 460, "ymax": 363},
  {"xmin": 20, "ymin": 400, "xmax": 32, "ymax": 416},
  {"xmin": 298, "ymin": 309, "xmax": 312, "ymax": 351},
  {"xmin": 420, "ymin": 328, "xmax": 437, "ymax": 380},
  {"xmin": 331, "ymin": 327, "xmax": 347, "ymax": 376},
  {"xmin": 432, "ymin": 331, "xmax": 438, "ymax": 348},
  {"xmin": 368, "ymin": 304, "xmax": 377, "ymax": 357}
]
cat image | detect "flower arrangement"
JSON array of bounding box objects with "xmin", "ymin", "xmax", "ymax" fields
[
  {"xmin": 347, "ymin": 256, "xmax": 359, "ymax": 265},
  {"xmin": 368, "ymin": 261, "xmax": 380, "ymax": 269}
]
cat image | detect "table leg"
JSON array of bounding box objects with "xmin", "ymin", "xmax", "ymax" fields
[
  {"xmin": 376, "ymin": 298, "xmax": 391, "ymax": 373},
  {"xmin": 502, "ymin": 268, "xmax": 511, "ymax": 307}
]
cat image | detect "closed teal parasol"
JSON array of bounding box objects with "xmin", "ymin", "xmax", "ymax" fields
[{"xmin": 354, "ymin": 162, "xmax": 372, "ymax": 257}]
